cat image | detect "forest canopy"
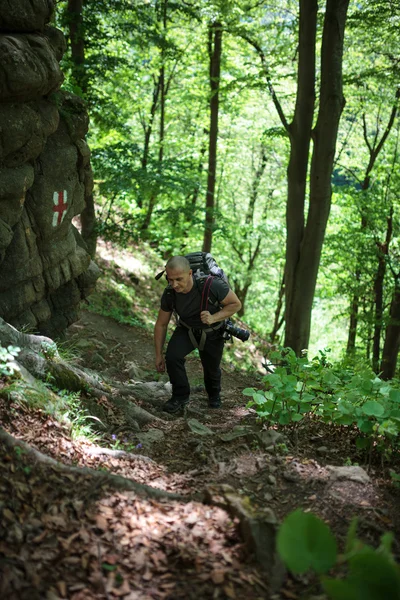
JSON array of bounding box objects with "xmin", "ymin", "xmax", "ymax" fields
[{"xmin": 57, "ymin": 0, "xmax": 400, "ymax": 375}]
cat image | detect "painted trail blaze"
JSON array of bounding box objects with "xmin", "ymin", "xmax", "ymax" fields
[{"xmin": 52, "ymin": 190, "xmax": 68, "ymax": 227}]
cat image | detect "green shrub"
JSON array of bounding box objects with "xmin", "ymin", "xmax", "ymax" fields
[
  {"xmin": 243, "ymin": 347, "xmax": 400, "ymax": 454},
  {"xmin": 277, "ymin": 509, "xmax": 400, "ymax": 599},
  {"xmin": 0, "ymin": 344, "xmax": 20, "ymax": 377}
]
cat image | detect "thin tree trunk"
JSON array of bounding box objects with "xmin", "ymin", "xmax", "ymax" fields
[
  {"xmin": 138, "ymin": 78, "xmax": 162, "ymax": 210},
  {"xmin": 189, "ymin": 141, "xmax": 207, "ymax": 207},
  {"xmin": 67, "ymin": 0, "xmax": 96, "ymax": 255},
  {"xmin": 346, "ymin": 88, "xmax": 400, "ymax": 352},
  {"xmin": 203, "ymin": 21, "xmax": 222, "ymax": 253},
  {"xmin": 372, "ymin": 208, "xmax": 393, "ymax": 372},
  {"xmin": 380, "ymin": 277, "xmax": 400, "ymax": 379},
  {"xmin": 141, "ymin": 0, "xmax": 167, "ymax": 230},
  {"xmin": 67, "ymin": 0, "xmax": 87, "ymax": 94},
  {"xmin": 269, "ymin": 274, "xmax": 285, "ymax": 343},
  {"xmin": 284, "ymin": 0, "xmax": 349, "ymax": 353}
]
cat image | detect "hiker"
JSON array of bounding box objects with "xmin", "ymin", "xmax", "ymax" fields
[{"xmin": 154, "ymin": 255, "xmax": 242, "ymax": 413}]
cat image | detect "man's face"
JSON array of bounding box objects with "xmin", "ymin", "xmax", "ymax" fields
[{"xmin": 166, "ymin": 268, "xmax": 193, "ymax": 293}]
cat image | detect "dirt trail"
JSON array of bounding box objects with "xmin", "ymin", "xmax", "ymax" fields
[{"xmin": 1, "ymin": 309, "xmax": 399, "ymax": 600}]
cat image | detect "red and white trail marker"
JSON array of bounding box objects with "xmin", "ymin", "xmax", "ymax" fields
[{"xmin": 52, "ymin": 190, "xmax": 68, "ymax": 227}]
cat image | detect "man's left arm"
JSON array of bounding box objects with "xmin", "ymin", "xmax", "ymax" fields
[{"xmin": 200, "ymin": 289, "xmax": 242, "ymax": 326}]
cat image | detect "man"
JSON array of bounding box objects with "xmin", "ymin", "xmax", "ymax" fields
[{"xmin": 154, "ymin": 255, "xmax": 242, "ymax": 413}]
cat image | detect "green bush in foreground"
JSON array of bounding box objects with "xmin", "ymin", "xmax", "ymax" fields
[
  {"xmin": 277, "ymin": 509, "xmax": 400, "ymax": 599},
  {"xmin": 243, "ymin": 348, "xmax": 400, "ymax": 456},
  {"xmin": 0, "ymin": 344, "xmax": 20, "ymax": 378}
]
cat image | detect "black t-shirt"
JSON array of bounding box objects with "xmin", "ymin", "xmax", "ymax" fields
[{"xmin": 160, "ymin": 276, "xmax": 230, "ymax": 328}]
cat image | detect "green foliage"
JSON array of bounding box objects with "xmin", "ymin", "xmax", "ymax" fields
[
  {"xmin": 56, "ymin": 389, "xmax": 103, "ymax": 441},
  {"xmin": 54, "ymin": 0, "xmax": 400, "ymax": 360},
  {"xmin": 277, "ymin": 509, "xmax": 337, "ymax": 574},
  {"xmin": 0, "ymin": 345, "xmax": 20, "ymax": 378},
  {"xmin": 277, "ymin": 510, "xmax": 400, "ymax": 600},
  {"xmin": 244, "ymin": 347, "xmax": 400, "ymax": 452},
  {"xmin": 40, "ymin": 341, "xmax": 58, "ymax": 360}
]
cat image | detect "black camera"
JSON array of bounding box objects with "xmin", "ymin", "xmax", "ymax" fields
[{"xmin": 222, "ymin": 319, "xmax": 250, "ymax": 342}]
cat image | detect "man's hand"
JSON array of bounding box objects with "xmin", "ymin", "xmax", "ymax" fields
[
  {"xmin": 200, "ymin": 311, "xmax": 215, "ymax": 326},
  {"xmin": 155, "ymin": 355, "xmax": 165, "ymax": 373}
]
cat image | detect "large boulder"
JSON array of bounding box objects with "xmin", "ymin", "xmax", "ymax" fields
[
  {"xmin": 0, "ymin": 10, "xmax": 99, "ymax": 337},
  {"xmin": 0, "ymin": 0, "xmax": 55, "ymax": 33},
  {"xmin": 0, "ymin": 33, "xmax": 63, "ymax": 102}
]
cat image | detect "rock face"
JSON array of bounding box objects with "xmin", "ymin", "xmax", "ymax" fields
[{"xmin": 0, "ymin": 3, "xmax": 99, "ymax": 337}]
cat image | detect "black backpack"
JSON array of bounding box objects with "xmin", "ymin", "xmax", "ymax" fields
[{"xmin": 156, "ymin": 251, "xmax": 230, "ymax": 312}]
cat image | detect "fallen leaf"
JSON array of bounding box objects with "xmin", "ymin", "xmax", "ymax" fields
[
  {"xmin": 211, "ymin": 569, "xmax": 225, "ymax": 584},
  {"xmin": 57, "ymin": 581, "xmax": 67, "ymax": 597},
  {"xmin": 95, "ymin": 515, "xmax": 108, "ymax": 531},
  {"xmin": 223, "ymin": 584, "xmax": 236, "ymax": 598}
]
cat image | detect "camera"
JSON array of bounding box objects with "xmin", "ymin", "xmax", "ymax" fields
[{"xmin": 222, "ymin": 319, "xmax": 250, "ymax": 342}]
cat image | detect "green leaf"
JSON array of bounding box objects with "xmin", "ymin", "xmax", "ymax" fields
[
  {"xmin": 276, "ymin": 510, "xmax": 337, "ymax": 574},
  {"xmin": 322, "ymin": 577, "xmax": 359, "ymax": 600},
  {"xmin": 389, "ymin": 389, "xmax": 400, "ymax": 404},
  {"xmin": 347, "ymin": 549, "xmax": 400, "ymax": 599},
  {"xmin": 362, "ymin": 401, "xmax": 385, "ymax": 417},
  {"xmin": 390, "ymin": 409, "xmax": 400, "ymax": 421},
  {"xmin": 243, "ymin": 387, "xmax": 256, "ymax": 397},
  {"xmin": 291, "ymin": 413, "xmax": 304, "ymax": 422},
  {"xmin": 300, "ymin": 392, "xmax": 315, "ymax": 403},
  {"xmin": 356, "ymin": 437, "xmax": 370, "ymax": 450},
  {"xmin": 358, "ymin": 419, "xmax": 374, "ymax": 434},
  {"xmin": 345, "ymin": 517, "xmax": 359, "ymax": 554},
  {"xmin": 278, "ymin": 412, "xmax": 291, "ymax": 425},
  {"xmin": 253, "ymin": 393, "xmax": 266, "ymax": 405}
]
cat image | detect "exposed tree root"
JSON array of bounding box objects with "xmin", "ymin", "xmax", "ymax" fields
[
  {"xmin": 84, "ymin": 445, "xmax": 155, "ymax": 462},
  {"xmin": 0, "ymin": 426, "xmax": 185, "ymax": 502},
  {"xmin": 0, "ymin": 317, "xmax": 162, "ymax": 430}
]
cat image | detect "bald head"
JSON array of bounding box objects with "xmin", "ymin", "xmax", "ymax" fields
[
  {"xmin": 166, "ymin": 256, "xmax": 191, "ymax": 272},
  {"xmin": 165, "ymin": 256, "xmax": 193, "ymax": 293}
]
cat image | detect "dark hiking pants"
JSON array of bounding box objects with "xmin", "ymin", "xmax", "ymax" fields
[{"xmin": 165, "ymin": 326, "xmax": 225, "ymax": 401}]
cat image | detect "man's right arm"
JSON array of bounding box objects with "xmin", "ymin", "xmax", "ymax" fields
[{"xmin": 154, "ymin": 309, "xmax": 172, "ymax": 372}]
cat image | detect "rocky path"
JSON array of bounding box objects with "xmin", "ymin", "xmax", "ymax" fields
[{"xmin": 1, "ymin": 310, "xmax": 399, "ymax": 600}]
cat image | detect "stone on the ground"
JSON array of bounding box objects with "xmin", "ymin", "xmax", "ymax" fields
[
  {"xmin": 249, "ymin": 429, "xmax": 285, "ymax": 450},
  {"xmin": 326, "ymin": 465, "xmax": 370, "ymax": 484},
  {"xmin": 187, "ymin": 419, "xmax": 214, "ymax": 436},
  {"xmin": 126, "ymin": 360, "xmax": 147, "ymax": 381},
  {"xmin": 204, "ymin": 485, "xmax": 285, "ymax": 591},
  {"xmin": 136, "ymin": 429, "xmax": 165, "ymax": 449},
  {"xmin": 219, "ymin": 425, "xmax": 254, "ymax": 442}
]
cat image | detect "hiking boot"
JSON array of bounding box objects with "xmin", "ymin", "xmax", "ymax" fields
[
  {"xmin": 208, "ymin": 396, "xmax": 221, "ymax": 409},
  {"xmin": 163, "ymin": 396, "xmax": 189, "ymax": 414}
]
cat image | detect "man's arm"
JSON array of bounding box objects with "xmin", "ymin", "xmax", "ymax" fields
[
  {"xmin": 154, "ymin": 309, "xmax": 172, "ymax": 372},
  {"xmin": 200, "ymin": 289, "xmax": 242, "ymax": 325}
]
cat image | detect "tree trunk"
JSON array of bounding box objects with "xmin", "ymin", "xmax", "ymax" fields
[
  {"xmin": 67, "ymin": 0, "xmax": 96, "ymax": 255},
  {"xmin": 67, "ymin": 0, "xmax": 87, "ymax": 95},
  {"xmin": 380, "ymin": 279, "xmax": 400, "ymax": 379},
  {"xmin": 346, "ymin": 88, "xmax": 400, "ymax": 352},
  {"xmin": 269, "ymin": 274, "xmax": 285, "ymax": 343},
  {"xmin": 372, "ymin": 208, "xmax": 393, "ymax": 372},
  {"xmin": 234, "ymin": 282, "xmax": 251, "ymax": 318},
  {"xmin": 284, "ymin": 0, "xmax": 349, "ymax": 353},
  {"xmin": 203, "ymin": 21, "xmax": 222, "ymax": 253},
  {"xmin": 141, "ymin": 0, "xmax": 167, "ymax": 231}
]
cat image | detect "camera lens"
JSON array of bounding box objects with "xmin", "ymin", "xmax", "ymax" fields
[{"xmin": 224, "ymin": 320, "xmax": 250, "ymax": 342}]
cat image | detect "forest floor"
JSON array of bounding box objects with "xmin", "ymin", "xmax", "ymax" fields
[{"xmin": 1, "ymin": 242, "xmax": 400, "ymax": 600}]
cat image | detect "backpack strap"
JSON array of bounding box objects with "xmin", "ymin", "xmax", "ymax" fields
[
  {"xmin": 178, "ymin": 318, "xmax": 224, "ymax": 351},
  {"xmin": 165, "ymin": 275, "xmax": 220, "ymax": 313},
  {"xmin": 200, "ymin": 275, "xmax": 214, "ymax": 312}
]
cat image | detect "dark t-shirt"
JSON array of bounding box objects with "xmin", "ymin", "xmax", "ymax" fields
[{"xmin": 160, "ymin": 277, "xmax": 230, "ymax": 328}]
